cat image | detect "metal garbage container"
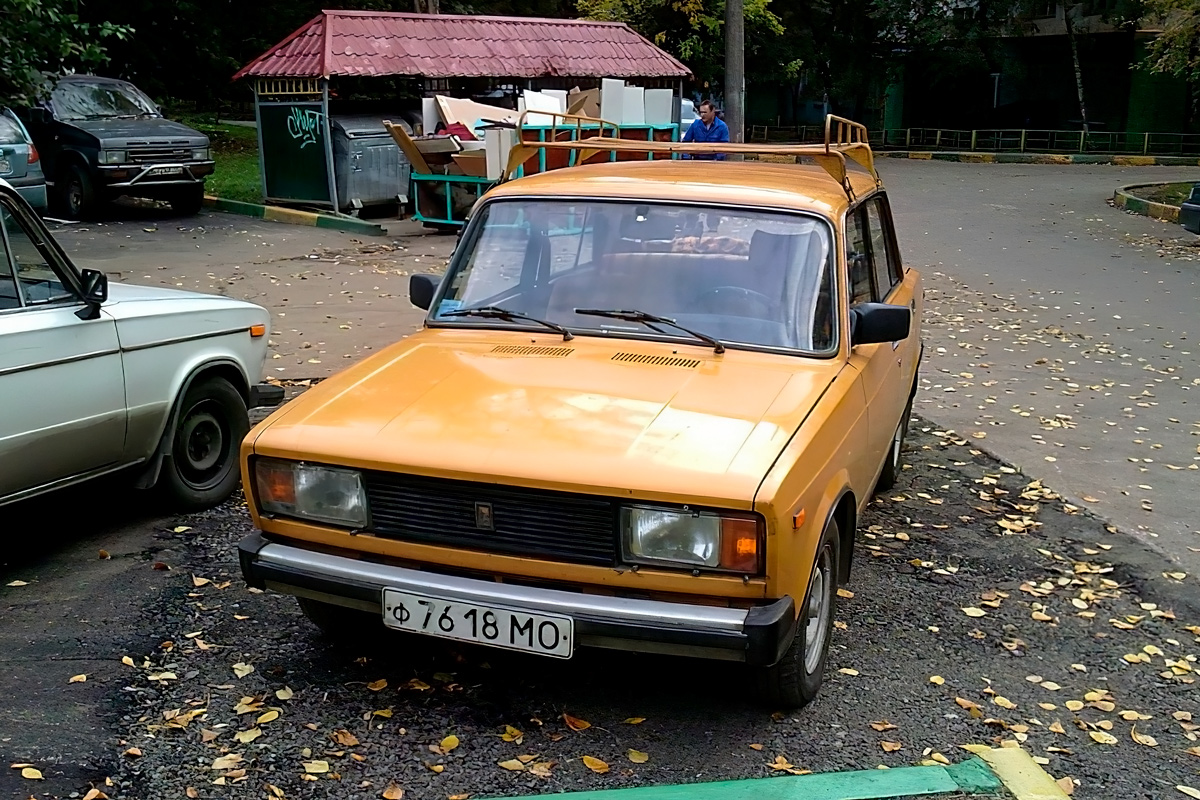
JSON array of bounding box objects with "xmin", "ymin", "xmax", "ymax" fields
[{"xmin": 331, "ymin": 115, "xmax": 412, "ymax": 214}]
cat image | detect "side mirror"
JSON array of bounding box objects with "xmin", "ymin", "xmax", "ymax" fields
[
  {"xmin": 409, "ymin": 273, "xmax": 439, "ymax": 311},
  {"xmin": 75, "ymin": 269, "xmax": 108, "ymax": 320},
  {"xmin": 851, "ymin": 302, "xmax": 910, "ymax": 346}
]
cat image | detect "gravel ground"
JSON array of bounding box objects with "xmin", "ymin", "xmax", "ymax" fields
[{"xmin": 83, "ymin": 420, "xmax": 1199, "ymax": 800}]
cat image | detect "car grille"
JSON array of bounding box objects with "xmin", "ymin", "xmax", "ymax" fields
[
  {"xmin": 364, "ymin": 472, "xmax": 619, "ymax": 566},
  {"xmin": 129, "ymin": 147, "xmax": 191, "ymax": 163}
]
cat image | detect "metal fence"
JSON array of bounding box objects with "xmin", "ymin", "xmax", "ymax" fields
[{"xmin": 747, "ymin": 124, "xmax": 1200, "ymax": 157}]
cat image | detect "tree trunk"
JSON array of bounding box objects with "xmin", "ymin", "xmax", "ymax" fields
[
  {"xmin": 725, "ymin": 0, "xmax": 745, "ymax": 152},
  {"xmin": 1063, "ymin": 4, "xmax": 1089, "ymax": 132}
]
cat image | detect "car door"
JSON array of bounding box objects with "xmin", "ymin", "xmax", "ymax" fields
[
  {"xmin": 844, "ymin": 195, "xmax": 907, "ymax": 474},
  {"xmin": 0, "ymin": 190, "xmax": 126, "ymax": 500}
]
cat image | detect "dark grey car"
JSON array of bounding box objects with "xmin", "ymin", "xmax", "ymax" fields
[
  {"xmin": 1179, "ymin": 184, "xmax": 1200, "ymax": 235},
  {"xmin": 19, "ymin": 75, "xmax": 214, "ymax": 218}
]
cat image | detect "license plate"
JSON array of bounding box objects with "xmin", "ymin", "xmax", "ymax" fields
[
  {"xmin": 382, "ymin": 589, "xmax": 573, "ymax": 659},
  {"xmin": 148, "ymin": 166, "xmax": 182, "ymax": 176},
  {"xmin": 0, "ymin": 160, "xmax": 9, "ymax": 175}
]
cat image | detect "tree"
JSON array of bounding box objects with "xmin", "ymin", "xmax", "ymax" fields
[
  {"xmin": 1143, "ymin": 0, "xmax": 1200, "ymax": 83},
  {"xmin": 0, "ymin": 0, "xmax": 131, "ymax": 106}
]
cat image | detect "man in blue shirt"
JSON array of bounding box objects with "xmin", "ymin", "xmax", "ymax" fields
[{"xmin": 681, "ymin": 100, "xmax": 729, "ymax": 160}]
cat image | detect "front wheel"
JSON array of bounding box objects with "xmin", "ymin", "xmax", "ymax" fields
[
  {"xmin": 169, "ymin": 184, "xmax": 205, "ymax": 216},
  {"xmin": 157, "ymin": 377, "xmax": 248, "ymax": 510},
  {"xmin": 60, "ymin": 165, "xmax": 99, "ymax": 219},
  {"xmin": 755, "ymin": 518, "xmax": 840, "ymax": 709}
]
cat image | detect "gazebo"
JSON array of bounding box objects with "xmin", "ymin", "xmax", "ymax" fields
[{"xmin": 233, "ymin": 10, "xmax": 692, "ymax": 212}]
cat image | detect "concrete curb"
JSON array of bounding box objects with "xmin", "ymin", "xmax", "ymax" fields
[
  {"xmin": 1111, "ymin": 182, "xmax": 1182, "ymax": 223},
  {"xmin": 877, "ymin": 150, "xmax": 1200, "ymax": 167},
  {"xmin": 202, "ymin": 195, "xmax": 388, "ymax": 236},
  {"xmin": 494, "ymin": 753, "xmax": 1015, "ymax": 800}
]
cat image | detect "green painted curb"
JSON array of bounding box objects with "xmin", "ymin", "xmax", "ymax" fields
[
  {"xmin": 202, "ymin": 195, "xmax": 387, "ymax": 236},
  {"xmin": 496, "ymin": 758, "xmax": 1003, "ymax": 800},
  {"xmin": 1112, "ymin": 182, "xmax": 1182, "ymax": 223}
]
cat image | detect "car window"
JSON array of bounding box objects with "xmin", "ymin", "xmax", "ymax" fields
[
  {"xmin": 0, "ymin": 217, "xmax": 20, "ymax": 310},
  {"xmin": 0, "ymin": 115, "xmax": 26, "ymax": 145},
  {"xmin": 0, "ymin": 206, "xmax": 74, "ymax": 306},
  {"xmin": 866, "ymin": 196, "xmax": 900, "ymax": 297},
  {"xmin": 435, "ymin": 199, "xmax": 837, "ymax": 354},
  {"xmin": 846, "ymin": 208, "xmax": 874, "ymax": 305}
]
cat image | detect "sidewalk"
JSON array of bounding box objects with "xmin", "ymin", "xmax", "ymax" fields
[{"xmin": 877, "ymin": 151, "xmax": 1199, "ymax": 166}]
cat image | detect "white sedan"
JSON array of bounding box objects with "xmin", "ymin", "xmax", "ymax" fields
[{"xmin": 0, "ymin": 179, "xmax": 281, "ymax": 509}]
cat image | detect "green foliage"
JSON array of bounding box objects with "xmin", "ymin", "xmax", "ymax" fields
[
  {"xmin": 579, "ymin": 0, "xmax": 788, "ymax": 87},
  {"xmin": 1143, "ymin": 0, "xmax": 1200, "ymax": 83},
  {"xmin": 0, "ymin": 0, "xmax": 131, "ymax": 106}
]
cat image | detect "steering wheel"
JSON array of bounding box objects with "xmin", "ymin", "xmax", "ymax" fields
[{"xmin": 692, "ymin": 286, "xmax": 775, "ymax": 317}]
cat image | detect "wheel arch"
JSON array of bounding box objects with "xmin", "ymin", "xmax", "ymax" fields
[{"xmin": 132, "ymin": 358, "xmax": 251, "ymax": 489}]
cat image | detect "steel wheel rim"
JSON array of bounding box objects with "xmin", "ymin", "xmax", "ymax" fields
[
  {"xmin": 890, "ymin": 421, "xmax": 903, "ymax": 470},
  {"xmin": 67, "ymin": 182, "xmax": 83, "ymax": 216},
  {"xmin": 177, "ymin": 402, "xmax": 229, "ymax": 488},
  {"xmin": 803, "ymin": 546, "xmax": 833, "ymax": 674}
]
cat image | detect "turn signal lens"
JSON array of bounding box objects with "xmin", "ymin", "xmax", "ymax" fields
[
  {"xmin": 256, "ymin": 459, "xmax": 296, "ymax": 508},
  {"xmin": 720, "ymin": 517, "xmax": 761, "ymax": 572},
  {"xmin": 249, "ymin": 323, "xmax": 267, "ymax": 337}
]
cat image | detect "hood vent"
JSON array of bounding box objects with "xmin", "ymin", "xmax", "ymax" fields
[
  {"xmin": 489, "ymin": 345, "xmax": 574, "ymax": 357},
  {"xmin": 612, "ymin": 352, "xmax": 701, "ymax": 369}
]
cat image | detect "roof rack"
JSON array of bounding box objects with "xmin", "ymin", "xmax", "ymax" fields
[{"xmin": 502, "ymin": 114, "xmax": 880, "ymax": 201}]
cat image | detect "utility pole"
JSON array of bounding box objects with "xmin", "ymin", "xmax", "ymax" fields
[{"xmin": 725, "ymin": 0, "xmax": 744, "ymax": 146}]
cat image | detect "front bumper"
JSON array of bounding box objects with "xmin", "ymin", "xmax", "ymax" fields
[
  {"xmin": 98, "ymin": 161, "xmax": 214, "ymax": 189},
  {"xmin": 238, "ymin": 532, "xmax": 796, "ymax": 665}
]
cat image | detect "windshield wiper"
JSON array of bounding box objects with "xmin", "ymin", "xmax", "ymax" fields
[
  {"xmin": 574, "ymin": 308, "xmax": 725, "ymax": 354},
  {"xmin": 441, "ymin": 305, "xmax": 574, "ymax": 341}
]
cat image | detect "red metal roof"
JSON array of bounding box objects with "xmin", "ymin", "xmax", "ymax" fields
[{"xmin": 233, "ymin": 10, "xmax": 691, "ymax": 81}]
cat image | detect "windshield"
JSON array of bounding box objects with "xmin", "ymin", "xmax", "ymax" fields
[
  {"xmin": 0, "ymin": 116, "xmax": 26, "ymax": 145},
  {"xmin": 50, "ymin": 80, "xmax": 160, "ymax": 121},
  {"xmin": 433, "ymin": 200, "xmax": 836, "ymax": 353}
]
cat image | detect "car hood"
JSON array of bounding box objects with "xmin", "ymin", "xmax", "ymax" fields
[
  {"xmin": 67, "ymin": 117, "xmax": 208, "ymax": 147},
  {"xmin": 249, "ymin": 330, "xmax": 843, "ymax": 508},
  {"xmin": 101, "ymin": 282, "xmax": 268, "ymax": 348}
]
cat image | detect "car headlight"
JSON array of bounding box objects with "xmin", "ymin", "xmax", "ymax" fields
[
  {"xmin": 255, "ymin": 458, "xmax": 368, "ymax": 528},
  {"xmin": 621, "ymin": 506, "xmax": 762, "ymax": 573},
  {"xmin": 102, "ymin": 150, "xmax": 126, "ymax": 164},
  {"xmin": 192, "ymin": 147, "xmax": 210, "ymax": 160}
]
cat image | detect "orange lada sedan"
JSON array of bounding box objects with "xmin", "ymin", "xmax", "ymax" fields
[{"xmin": 237, "ymin": 131, "xmax": 922, "ymax": 708}]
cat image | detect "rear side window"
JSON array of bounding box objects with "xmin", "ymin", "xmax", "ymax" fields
[
  {"xmin": 846, "ymin": 209, "xmax": 873, "ymax": 305},
  {"xmin": 0, "ymin": 116, "xmax": 26, "ymax": 145}
]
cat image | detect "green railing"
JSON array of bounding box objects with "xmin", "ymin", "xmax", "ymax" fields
[{"xmin": 747, "ymin": 124, "xmax": 1200, "ymax": 157}]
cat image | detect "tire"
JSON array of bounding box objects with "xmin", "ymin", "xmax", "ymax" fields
[
  {"xmin": 755, "ymin": 518, "xmax": 840, "ymax": 709},
  {"xmin": 297, "ymin": 597, "xmax": 384, "ymax": 640},
  {"xmin": 169, "ymin": 184, "xmax": 205, "ymax": 216},
  {"xmin": 157, "ymin": 377, "xmax": 249, "ymax": 510},
  {"xmin": 875, "ymin": 394, "xmax": 913, "ymax": 493},
  {"xmin": 60, "ymin": 164, "xmax": 98, "ymax": 219}
]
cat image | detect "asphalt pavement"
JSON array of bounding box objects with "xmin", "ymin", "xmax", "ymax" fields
[
  {"xmin": 4, "ymin": 167, "xmax": 1200, "ymax": 799},
  {"xmin": 879, "ymin": 161, "xmax": 1200, "ymax": 576}
]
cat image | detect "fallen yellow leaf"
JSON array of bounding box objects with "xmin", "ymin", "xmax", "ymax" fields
[
  {"xmin": 367, "ymin": 679, "xmax": 388, "ymax": 691},
  {"xmin": 1066, "ymin": 700, "xmax": 1085, "ymax": 712},
  {"xmin": 333, "ymin": 729, "xmax": 359, "ymax": 747},
  {"xmin": 498, "ymin": 759, "xmax": 524, "ymax": 771},
  {"xmin": 234, "ymin": 728, "xmax": 262, "ymax": 744},
  {"xmin": 749, "ymin": 743, "xmax": 764, "ymax": 750},
  {"xmin": 1177, "ymin": 786, "xmax": 1200, "ymax": 799},
  {"xmin": 838, "ymin": 668, "xmax": 859, "ymax": 676},
  {"xmin": 962, "ymin": 607, "xmax": 987, "ymax": 618},
  {"xmin": 1049, "ymin": 721, "xmax": 1066, "ymax": 734},
  {"xmin": 211, "ymin": 754, "xmax": 243, "ymax": 770},
  {"xmin": 69, "ymin": 674, "xmax": 87, "ymax": 684},
  {"xmin": 929, "ymin": 675, "xmax": 945, "ymax": 685},
  {"xmin": 627, "ymin": 749, "xmax": 649, "ymax": 763},
  {"xmin": 881, "ymin": 741, "xmax": 902, "ymax": 752},
  {"xmin": 192, "ymin": 575, "xmax": 211, "ymax": 587},
  {"xmin": 1089, "ymin": 731, "xmax": 1117, "ymax": 745},
  {"xmin": 302, "ymin": 760, "xmax": 330, "ymax": 774},
  {"xmin": 382, "ymin": 783, "xmax": 405, "ymax": 800},
  {"xmin": 582, "ymin": 755, "xmax": 609, "ymax": 773},
  {"xmin": 837, "ymin": 588, "xmax": 854, "ymax": 599},
  {"xmin": 870, "ymin": 720, "xmax": 899, "ymax": 732},
  {"xmin": 563, "ymin": 713, "xmax": 591, "ymax": 732},
  {"xmin": 623, "ymin": 717, "xmax": 645, "ymax": 725},
  {"xmin": 21, "ymin": 767, "xmax": 43, "ymax": 780},
  {"xmin": 232, "ymin": 662, "xmax": 254, "ymax": 678},
  {"xmin": 1131, "ymin": 727, "xmax": 1158, "ymax": 747},
  {"xmin": 768, "ymin": 755, "xmax": 794, "ymax": 770},
  {"xmin": 121, "ymin": 656, "xmax": 135, "ymax": 667},
  {"xmin": 994, "ymin": 696, "xmax": 1017, "ymax": 710},
  {"xmin": 257, "ymin": 710, "xmax": 280, "ymax": 725},
  {"xmin": 276, "ymin": 686, "xmax": 294, "ymax": 701},
  {"xmin": 441, "ymin": 735, "xmax": 460, "ymax": 752},
  {"xmin": 501, "ymin": 725, "xmax": 523, "ymax": 744}
]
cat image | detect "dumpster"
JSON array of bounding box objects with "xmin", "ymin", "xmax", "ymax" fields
[{"xmin": 332, "ymin": 115, "xmax": 412, "ymax": 213}]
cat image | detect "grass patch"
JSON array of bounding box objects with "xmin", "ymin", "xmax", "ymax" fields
[
  {"xmin": 187, "ymin": 121, "xmax": 262, "ymax": 204},
  {"xmin": 1128, "ymin": 181, "xmax": 1195, "ymax": 206}
]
